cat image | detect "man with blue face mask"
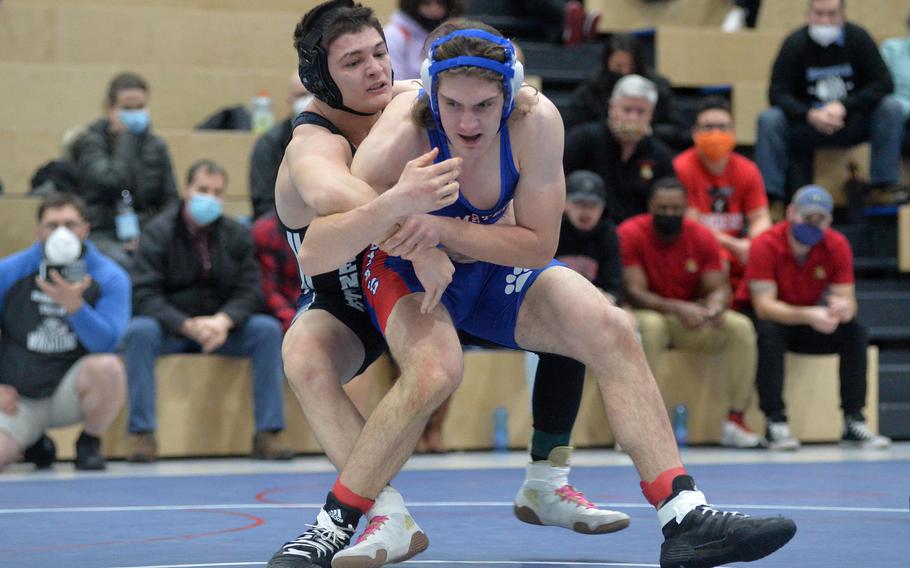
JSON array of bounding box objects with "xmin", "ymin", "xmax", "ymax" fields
[
  {"xmin": 70, "ymin": 72, "xmax": 179, "ymax": 269},
  {"xmin": 121, "ymin": 159, "xmax": 293, "ymax": 463},
  {"xmin": 734, "ymin": 185, "xmax": 892, "ymax": 451},
  {"xmin": 754, "ymin": 0, "xmax": 905, "ymax": 206}
]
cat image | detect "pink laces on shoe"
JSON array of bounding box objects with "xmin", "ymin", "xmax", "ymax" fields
[
  {"xmin": 555, "ymin": 484, "xmax": 595, "ymax": 508},
  {"xmin": 356, "ymin": 515, "xmax": 389, "ymax": 544}
]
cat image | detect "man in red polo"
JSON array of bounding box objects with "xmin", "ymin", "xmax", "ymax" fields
[
  {"xmin": 619, "ymin": 177, "xmax": 761, "ymax": 448},
  {"xmin": 735, "ymin": 184, "xmax": 891, "ymax": 451},
  {"xmin": 673, "ymin": 96, "xmax": 771, "ymax": 290}
]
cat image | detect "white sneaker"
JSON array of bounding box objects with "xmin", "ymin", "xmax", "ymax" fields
[
  {"xmin": 721, "ymin": 6, "xmax": 746, "ymax": 32},
  {"xmin": 765, "ymin": 421, "xmax": 801, "ymax": 451},
  {"xmin": 513, "ymin": 446, "xmax": 630, "ymax": 534},
  {"xmin": 332, "ymin": 487, "xmax": 428, "ymax": 568},
  {"xmin": 720, "ymin": 420, "xmax": 762, "ymax": 448},
  {"xmin": 841, "ymin": 419, "xmax": 892, "ymax": 450}
]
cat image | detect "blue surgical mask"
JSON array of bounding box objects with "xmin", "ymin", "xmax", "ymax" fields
[
  {"xmin": 187, "ymin": 193, "xmax": 223, "ymax": 226},
  {"xmin": 118, "ymin": 108, "xmax": 150, "ymax": 134},
  {"xmin": 792, "ymin": 222, "xmax": 824, "ymax": 247}
]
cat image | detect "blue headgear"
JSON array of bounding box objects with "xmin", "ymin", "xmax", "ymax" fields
[{"xmin": 419, "ymin": 29, "xmax": 524, "ymax": 128}]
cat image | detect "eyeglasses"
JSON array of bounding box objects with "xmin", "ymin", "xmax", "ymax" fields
[{"xmin": 695, "ymin": 123, "xmax": 732, "ymax": 132}]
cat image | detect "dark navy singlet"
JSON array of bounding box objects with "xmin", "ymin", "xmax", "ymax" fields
[
  {"xmin": 279, "ymin": 112, "xmax": 362, "ymax": 300},
  {"xmin": 427, "ymin": 124, "xmax": 519, "ymax": 225}
]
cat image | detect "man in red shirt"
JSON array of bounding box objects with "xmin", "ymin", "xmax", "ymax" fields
[
  {"xmin": 619, "ymin": 177, "xmax": 761, "ymax": 448},
  {"xmin": 735, "ymin": 185, "xmax": 891, "ymax": 450},
  {"xmin": 673, "ymin": 97, "xmax": 771, "ymax": 290}
]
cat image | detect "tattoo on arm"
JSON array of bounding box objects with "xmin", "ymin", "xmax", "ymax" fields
[{"xmin": 749, "ymin": 280, "xmax": 777, "ymax": 297}]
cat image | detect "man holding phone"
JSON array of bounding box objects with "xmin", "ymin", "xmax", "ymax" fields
[{"xmin": 0, "ymin": 193, "xmax": 130, "ymax": 472}]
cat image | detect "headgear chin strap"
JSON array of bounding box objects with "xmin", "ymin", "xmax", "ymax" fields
[
  {"xmin": 297, "ymin": 8, "xmax": 388, "ymax": 116},
  {"xmin": 419, "ymin": 29, "xmax": 524, "ymax": 128}
]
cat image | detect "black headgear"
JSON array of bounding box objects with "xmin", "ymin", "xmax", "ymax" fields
[{"xmin": 297, "ymin": 4, "xmax": 389, "ymax": 116}]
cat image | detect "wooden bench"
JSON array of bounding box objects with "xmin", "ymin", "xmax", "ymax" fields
[
  {"xmin": 0, "ymin": 197, "xmax": 41, "ymax": 258},
  {"xmin": 900, "ymin": 204, "xmax": 910, "ymax": 273},
  {"xmin": 588, "ymin": 0, "xmax": 731, "ymax": 31},
  {"xmin": 47, "ymin": 345, "xmax": 881, "ymax": 459},
  {"xmin": 6, "ymin": 0, "xmax": 394, "ymax": 18}
]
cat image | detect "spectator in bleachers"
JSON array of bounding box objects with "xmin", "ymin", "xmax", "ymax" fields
[
  {"xmin": 0, "ymin": 194, "xmax": 129, "ymax": 472},
  {"xmin": 619, "ymin": 177, "xmax": 762, "ymax": 449},
  {"xmin": 559, "ymin": 170, "xmax": 624, "ymax": 304},
  {"xmin": 562, "ymin": 33, "xmax": 687, "ymax": 149},
  {"xmin": 735, "ymin": 184, "xmax": 892, "ymax": 450},
  {"xmin": 565, "ymin": 74, "xmax": 675, "ymax": 224},
  {"xmin": 252, "ymin": 212, "xmax": 299, "ymax": 332},
  {"xmin": 385, "ymin": 0, "xmax": 467, "ymax": 80},
  {"xmin": 506, "ymin": 0, "xmax": 600, "ymax": 46},
  {"xmin": 250, "ymin": 72, "xmax": 312, "ymax": 221},
  {"xmin": 754, "ymin": 0, "xmax": 905, "ymax": 205},
  {"xmin": 674, "ymin": 96, "xmax": 772, "ymax": 290},
  {"xmin": 880, "ymin": 9, "xmax": 910, "ymax": 158},
  {"xmin": 71, "ymin": 72, "xmax": 179, "ymax": 269},
  {"xmin": 122, "ymin": 159, "xmax": 292, "ymax": 462}
]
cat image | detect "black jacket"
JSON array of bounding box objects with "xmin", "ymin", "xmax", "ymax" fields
[
  {"xmin": 556, "ymin": 215, "xmax": 624, "ymax": 303},
  {"xmin": 249, "ymin": 117, "xmax": 294, "ymax": 221},
  {"xmin": 769, "ymin": 22, "xmax": 893, "ymax": 121},
  {"xmin": 71, "ymin": 119, "xmax": 178, "ymax": 233},
  {"xmin": 131, "ymin": 204, "xmax": 263, "ymax": 335}
]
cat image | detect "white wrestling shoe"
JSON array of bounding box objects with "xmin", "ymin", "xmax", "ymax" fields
[
  {"xmin": 332, "ymin": 486, "xmax": 428, "ymax": 568},
  {"xmin": 513, "ymin": 446, "xmax": 631, "ymax": 534}
]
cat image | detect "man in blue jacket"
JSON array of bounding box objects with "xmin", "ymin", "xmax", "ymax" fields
[{"xmin": 0, "ymin": 193, "xmax": 130, "ymax": 472}]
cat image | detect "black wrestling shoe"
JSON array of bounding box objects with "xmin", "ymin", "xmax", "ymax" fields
[
  {"xmin": 267, "ymin": 494, "xmax": 359, "ymax": 567},
  {"xmin": 23, "ymin": 434, "xmax": 56, "ymax": 470}
]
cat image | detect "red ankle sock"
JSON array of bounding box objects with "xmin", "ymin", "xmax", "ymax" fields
[
  {"xmin": 728, "ymin": 411, "xmax": 746, "ymax": 428},
  {"xmin": 332, "ymin": 479, "xmax": 375, "ymax": 515},
  {"xmin": 640, "ymin": 467, "xmax": 687, "ymax": 508}
]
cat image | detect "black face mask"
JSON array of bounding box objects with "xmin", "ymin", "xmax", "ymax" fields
[
  {"xmin": 403, "ymin": 5, "xmax": 447, "ymax": 32},
  {"xmin": 653, "ymin": 214, "xmax": 683, "ymax": 238}
]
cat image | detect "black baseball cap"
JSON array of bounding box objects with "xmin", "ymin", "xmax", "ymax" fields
[{"xmin": 566, "ymin": 170, "xmax": 607, "ymax": 204}]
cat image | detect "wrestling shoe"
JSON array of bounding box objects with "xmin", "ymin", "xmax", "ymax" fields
[
  {"xmin": 659, "ymin": 475, "xmax": 796, "ymax": 568},
  {"xmin": 513, "ymin": 446, "xmax": 630, "ymax": 534},
  {"xmin": 267, "ymin": 496, "xmax": 359, "ymax": 568},
  {"xmin": 333, "ymin": 486, "xmax": 428, "ymax": 568}
]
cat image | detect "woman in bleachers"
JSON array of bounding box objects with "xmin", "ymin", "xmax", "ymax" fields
[{"xmin": 562, "ymin": 33, "xmax": 688, "ymax": 149}]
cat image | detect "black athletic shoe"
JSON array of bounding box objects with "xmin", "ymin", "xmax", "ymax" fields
[
  {"xmin": 659, "ymin": 476, "xmax": 796, "ymax": 568},
  {"xmin": 23, "ymin": 434, "xmax": 56, "ymax": 470},
  {"xmin": 267, "ymin": 493, "xmax": 359, "ymax": 567},
  {"xmin": 74, "ymin": 431, "xmax": 106, "ymax": 471}
]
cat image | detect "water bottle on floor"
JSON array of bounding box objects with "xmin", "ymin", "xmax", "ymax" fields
[
  {"xmin": 674, "ymin": 404, "xmax": 688, "ymax": 447},
  {"xmin": 493, "ymin": 406, "xmax": 509, "ymax": 452}
]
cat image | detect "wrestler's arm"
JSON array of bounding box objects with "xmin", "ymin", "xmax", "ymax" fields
[
  {"xmin": 288, "ymin": 128, "xmax": 403, "ymax": 276},
  {"xmin": 434, "ymin": 96, "xmax": 565, "ymax": 268}
]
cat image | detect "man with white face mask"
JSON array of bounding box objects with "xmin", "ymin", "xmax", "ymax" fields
[
  {"xmin": 249, "ymin": 72, "xmax": 314, "ymax": 221},
  {"xmin": 0, "ymin": 194, "xmax": 130, "ymax": 472},
  {"xmin": 755, "ymin": 0, "xmax": 904, "ymax": 206},
  {"xmin": 122, "ymin": 159, "xmax": 292, "ymax": 463}
]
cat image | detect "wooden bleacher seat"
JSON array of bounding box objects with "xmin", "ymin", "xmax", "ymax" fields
[
  {"xmin": 731, "ymin": 82, "xmax": 767, "ymax": 146},
  {"xmin": 757, "ymin": 0, "xmax": 909, "ymax": 39},
  {"xmin": 0, "ymin": 63, "xmax": 291, "ymax": 132},
  {"xmin": 588, "ymin": 0, "xmax": 731, "ymax": 31},
  {"xmin": 47, "ymin": 345, "xmax": 881, "ymax": 459},
  {"xmin": 0, "ymin": 197, "xmax": 41, "ymax": 258},
  {"xmin": 7, "ymin": 0, "xmax": 395, "ymax": 19},
  {"xmin": 50, "ymin": 354, "xmax": 396, "ymax": 460},
  {"xmin": 0, "ymin": 128, "xmax": 257, "ymax": 199},
  {"xmin": 655, "ymin": 26, "xmax": 786, "ymax": 87}
]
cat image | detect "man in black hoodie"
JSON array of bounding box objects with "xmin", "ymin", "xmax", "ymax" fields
[{"xmin": 754, "ymin": 0, "xmax": 904, "ymax": 204}]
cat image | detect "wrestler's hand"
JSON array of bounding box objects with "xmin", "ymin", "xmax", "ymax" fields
[
  {"xmin": 380, "ymin": 215, "xmax": 441, "ymax": 259},
  {"xmin": 390, "ymin": 147, "xmax": 461, "ymax": 215},
  {"xmin": 411, "ymin": 247, "xmax": 454, "ymax": 314}
]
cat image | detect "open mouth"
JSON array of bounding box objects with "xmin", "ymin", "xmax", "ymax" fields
[
  {"xmin": 367, "ymin": 81, "xmax": 387, "ymax": 93},
  {"xmin": 459, "ymin": 133, "xmax": 482, "ymax": 144}
]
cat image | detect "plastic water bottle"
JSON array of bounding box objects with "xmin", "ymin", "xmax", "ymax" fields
[
  {"xmin": 492, "ymin": 406, "xmax": 509, "ymax": 452},
  {"xmin": 674, "ymin": 404, "xmax": 688, "ymax": 447},
  {"xmin": 115, "ymin": 189, "xmax": 140, "ymax": 241},
  {"xmin": 251, "ymin": 90, "xmax": 274, "ymax": 134}
]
